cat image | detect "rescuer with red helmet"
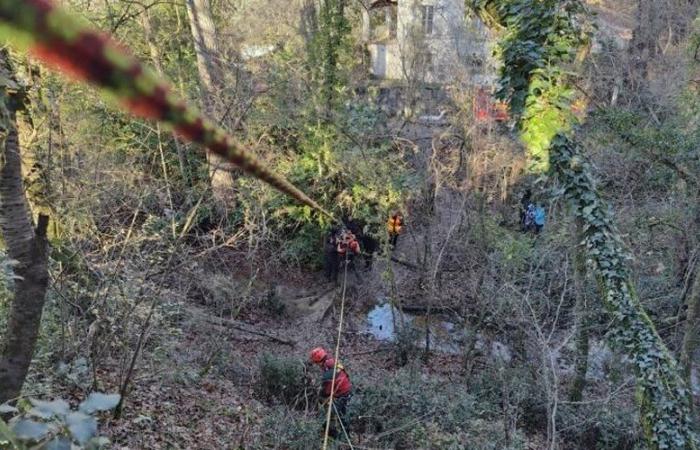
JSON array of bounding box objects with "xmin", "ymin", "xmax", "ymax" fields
[{"xmin": 309, "ymin": 347, "xmax": 352, "ymax": 439}]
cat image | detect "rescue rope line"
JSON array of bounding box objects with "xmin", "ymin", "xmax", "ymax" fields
[
  {"xmin": 322, "ymin": 251, "xmax": 351, "ymax": 450},
  {"xmin": 333, "ymin": 401, "xmax": 354, "ymax": 450},
  {"xmin": 0, "ymin": 0, "xmax": 335, "ymax": 221}
]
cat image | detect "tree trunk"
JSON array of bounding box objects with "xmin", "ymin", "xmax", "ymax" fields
[
  {"xmin": 627, "ymin": 0, "xmax": 659, "ymax": 94},
  {"xmin": 569, "ymin": 227, "xmax": 590, "ymax": 402},
  {"xmin": 300, "ymin": 0, "xmax": 319, "ymax": 58},
  {"xmin": 185, "ymin": 0, "xmax": 236, "ymax": 207},
  {"xmin": 0, "ymin": 53, "xmax": 50, "ymax": 404},
  {"xmin": 680, "ymin": 261, "xmax": 700, "ymax": 402},
  {"xmin": 313, "ymin": 0, "xmax": 347, "ymax": 118},
  {"xmin": 20, "ymin": 66, "xmax": 57, "ymax": 237}
]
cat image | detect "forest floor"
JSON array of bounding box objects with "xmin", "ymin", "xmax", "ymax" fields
[
  {"xmin": 40, "ymin": 119, "xmax": 567, "ymax": 449},
  {"xmin": 97, "ymin": 121, "xmax": 490, "ymax": 449},
  {"xmin": 97, "ymin": 255, "xmax": 471, "ymax": 449}
]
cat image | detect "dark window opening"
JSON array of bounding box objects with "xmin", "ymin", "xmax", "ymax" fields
[{"xmin": 421, "ymin": 5, "xmax": 434, "ymax": 35}]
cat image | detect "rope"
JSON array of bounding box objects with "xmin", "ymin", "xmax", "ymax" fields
[
  {"xmin": 0, "ymin": 0, "xmax": 336, "ymax": 221},
  {"xmin": 333, "ymin": 400, "xmax": 355, "ymax": 450},
  {"xmin": 322, "ymin": 251, "xmax": 350, "ymax": 450}
]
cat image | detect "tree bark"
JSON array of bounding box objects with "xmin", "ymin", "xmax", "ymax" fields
[
  {"xmin": 185, "ymin": 0, "xmax": 236, "ymax": 207},
  {"xmin": 680, "ymin": 261, "xmax": 700, "ymax": 401},
  {"xmin": 0, "ymin": 53, "xmax": 50, "ymax": 404},
  {"xmin": 569, "ymin": 226, "xmax": 590, "ymax": 402},
  {"xmin": 627, "ymin": 0, "xmax": 659, "ymax": 94},
  {"xmin": 316, "ymin": 0, "xmax": 347, "ymax": 118}
]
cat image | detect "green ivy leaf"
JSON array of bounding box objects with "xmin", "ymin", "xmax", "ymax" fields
[
  {"xmin": 43, "ymin": 437, "xmax": 72, "ymax": 450},
  {"xmin": 0, "ymin": 404, "xmax": 18, "ymax": 414},
  {"xmin": 12, "ymin": 419, "xmax": 49, "ymax": 442},
  {"xmin": 29, "ymin": 399, "xmax": 70, "ymax": 419},
  {"xmin": 78, "ymin": 393, "xmax": 120, "ymax": 414},
  {"xmin": 66, "ymin": 412, "xmax": 97, "ymax": 444}
]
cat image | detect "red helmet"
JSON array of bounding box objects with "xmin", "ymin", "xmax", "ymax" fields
[
  {"xmin": 324, "ymin": 358, "xmax": 336, "ymax": 369},
  {"xmin": 310, "ymin": 347, "xmax": 328, "ymax": 364}
]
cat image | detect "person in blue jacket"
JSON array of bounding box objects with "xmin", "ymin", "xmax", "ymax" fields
[{"xmin": 534, "ymin": 204, "xmax": 546, "ymax": 234}]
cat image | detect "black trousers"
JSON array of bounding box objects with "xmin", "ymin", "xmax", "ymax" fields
[
  {"xmin": 389, "ymin": 233, "xmax": 399, "ymax": 248},
  {"xmin": 324, "ymin": 394, "xmax": 352, "ymax": 438},
  {"xmin": 324, "ymin": 250, "xmax": 339, "ymax": 282}
]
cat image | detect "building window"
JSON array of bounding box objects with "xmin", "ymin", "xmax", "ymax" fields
[
  {"xmin": 387, "ymin": 7, "xmax": 398, "ymax": 38},
  {"xmin": 421, "ymin": 5, "xmax": 434, "ymax": 35},
  {"xmin": 370, "ymin": 6, "xmax": 398, "ymax": 41}
]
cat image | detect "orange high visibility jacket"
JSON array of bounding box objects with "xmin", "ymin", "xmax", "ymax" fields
[
  {"xmin": 387, "ymin": 215, "xmax": 403, "ymax": 235},
  {"xmin": 321, "ymin": 359, "xmax": 352, "ymax": 398}
]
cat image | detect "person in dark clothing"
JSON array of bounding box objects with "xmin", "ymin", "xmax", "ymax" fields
[
  {"xmin": 323, "ymin": 228, "xmax": 339, "ymax": 283},
  {"xmin": 359, "ymin": 231, "xmax": 379, "ymax": 270},
  {"xmin": 341, "ymin": 217, "xmax": 378, "ymax": 270},
  {"xmin": 524, "ymin": 203, "xmax": 535, "ymax": 232},
  {"xmin": 520, "ymin": 189, "xmax": 532, "ymax": 231},
  {"xmin": 336, "ymin": 229, "xmax": 361, "ymax": 274},
  {"xmin": 342, "ymin": 215, "xmax": 362, "ymax": 237}
]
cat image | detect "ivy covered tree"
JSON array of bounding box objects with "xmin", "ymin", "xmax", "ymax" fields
[
  {"xmin": 468, "ymin": 0, "xmax": 699, "ymax": 448},
  {"xmin": 307, "ymin": 0, "xmax": 352, "ymax": 118}
]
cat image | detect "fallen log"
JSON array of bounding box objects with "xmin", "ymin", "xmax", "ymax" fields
[
  {"xmin": 398, "ymin": 304, "xmax": 457, "ymax": 315},
  {"xmin": 390, "ymin": 256, "xmax": 419, "ymax": 270},
  {"xmin": 203, "ymin": 316, "xmax": 297, "ymax": 347}
]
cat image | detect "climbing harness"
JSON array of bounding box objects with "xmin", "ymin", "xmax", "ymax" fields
[{"xmin": 0, "ymin": 0, "xmax": 335, "ymax": 221}]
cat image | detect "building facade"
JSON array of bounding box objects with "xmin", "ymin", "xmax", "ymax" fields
[{"xmin": 365, "ymin": 0, "xmax": 496, "ymax": 86}]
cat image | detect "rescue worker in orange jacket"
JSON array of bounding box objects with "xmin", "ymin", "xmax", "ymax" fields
[
  {"xmin": 387, "ymin": 212, "xmax": 403, "ymax": 248},
  {"xmin": 336, "ymin": 229, "xmax": 360, "ymax": 276},
  {"xmin": 309, "ymin": 347, "xmax": 353, "ymax": 439},
  {"xmin": 336, "ymin": 229, "xmax": 360, "ymax": 257}
]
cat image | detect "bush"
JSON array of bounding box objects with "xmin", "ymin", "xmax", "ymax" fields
[
  {"xmin": 262, "ymin": 286, "xmax": 285, "ymax": 316},
  {"xmin": 558, "ymin": 402, "xmax": 642, "ymax": 450},
  {"xmin": 277, "ymin": 221, "xmax": 324, "ymax": 267},
  {"xmin": 253, "ymin": 407, "xmax": 320, "ymax": 450},
  {"xmin": 393, "ymin": 324, "xmax": 421, "ymax": 366},
  {"xmin": 349, "ymin": 369, "xmax": 522, "ymax": 449},
  {"xmin": 256, "ymin": 354, "xmax": 309, "ymax": 408}
]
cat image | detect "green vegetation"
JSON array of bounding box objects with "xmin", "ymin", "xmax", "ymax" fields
[
  {"xmin": 256, "ymin": 354, "xmax": 308, "ymax": 408},
  {"xmin": 471, "ymin": 0, "xmax": 698, "ymax": 447},
  {"xmin": 0, "ymin": 0, "xmax": 698, "ymax": 448}
]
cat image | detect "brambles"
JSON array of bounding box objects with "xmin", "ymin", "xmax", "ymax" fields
[{"xmin": 256, "ymin": 354, "xmax": 309, "ymax": 408}]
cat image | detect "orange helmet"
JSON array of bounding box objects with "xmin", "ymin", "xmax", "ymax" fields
[{"xmin": 310, "ymin": 347, "xmax": 328, "ymax": 364}]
